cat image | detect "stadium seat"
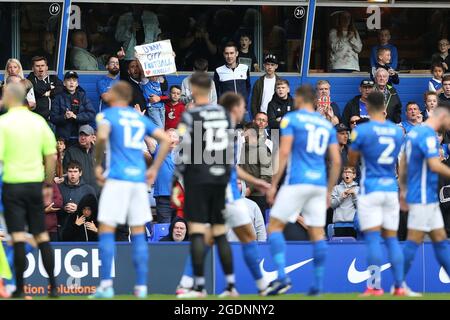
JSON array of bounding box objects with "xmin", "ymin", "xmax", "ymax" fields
[
  {"xmin": 149, "ymin": 223, "xmax": 171, "ymax": 242},
  {"xmin": 327, "ymin": 222, "xmax": 356, "ymax": 239},
  {"xmin": 330, "ymin": 236, "xmax": 356, "ymax": 242}
]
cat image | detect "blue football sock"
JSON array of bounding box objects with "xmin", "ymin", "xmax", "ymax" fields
[
  {"xmin": 364, "ymin": 230, "xmax": 383, "ymax": 268},
  {"xmin": 242, "ymin": 241, "xmax": 263, "ymax": 281},
  {"xmin": 384, "ymin": 236, "xmax": 404, "ymax": 288},
  {"xmin": 132, "ymin": 233, "xmax": 148, "ymax": 286},
  {"xmin": 433, "ymin": 240, "xmax": 450, "ymax": 276},
  {"xmin": 99, "ymin": 232, "xmax": 115, "ymax": 282},
  {"xmin": 403, "ymin": 240, "xmax": 419, "ymax": 277},
  {"xmin": 312, "ymin": 240, "xmax": 327, "ymax": 292},
  {"xmin": 269, "ymin": 232, "xmax": 286, "ymax": 280}
]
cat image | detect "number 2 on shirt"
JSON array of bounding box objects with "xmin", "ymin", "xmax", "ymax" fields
[{"xmin": 378, "ymin": 136, "xmax": 395, "ymax": 164}]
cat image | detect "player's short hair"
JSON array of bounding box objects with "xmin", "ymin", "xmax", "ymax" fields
[
  {"xmin": 442, "ymin": 74, "xmax": 450, "ymax": 84},
  {"xmin": 424, "ymin": 91, "xmax": 438, "ymax": 101},
  {"xmin": 431, "ymin": 62, "xmax": 445, "ymax": 72},
  {"xmin": 170, "ymin": 85, "xmax": 181, "ymax": 92},
  {"xmin": 190, "ymin": 72, "xmax": 212, "ymax": 91},
  {"xmin": 276, "ymin": 79, "xmax": 290, "ymax": 87},
  {"xmin": 223, "ymin": 42, "xmax": 238, "ymax": 53},
  {"xmin": 110, "ymin": 81, "xmax": 133, "ymax": 104},
  {"xmin": 31, "ymin": 56, "xmax": 48, "ymax": 66},
  {"xmin": 66, "ymin": 160, "xmax": 83, "ymax": 172},
  {"xmin": 295, "ymin": 85, "xmax": 316, "ymax": 104},
  {"xmin": 3, "ymin": 82, "xmax": 26, "ymax": 103},
  {"xmin": 343, "ymin": 166, "xmax": 356, "ymax": 174},
  {"xmin": 219, "ymin": 92, "xmax": 244, "ymax": 112},
  {"xmin": 193, "ymin": 58, "xmax": 208, "ymax": 72},
  {"xmin": 377, "ymin": 47, "xmax": 391, "ymax": 57},
  {"xmin": 316, "ymin": 80, "xmax": 330, "ymax": 88},
  {"xmin": 366, "ymin": 91, "xmax": 386, "ymax": 112}
]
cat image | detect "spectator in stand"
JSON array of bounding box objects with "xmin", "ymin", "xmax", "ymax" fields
[
  {"xmin": 3, "ymin": 59, "xmax": 36, "ymax": 110},
  {"xmin": 27, "ymin": 56, "xmax": 63, "ymax": 121},
  {"xmin": 429, "ymin": 63, "xmax": 445, "ymax": 94},
  {"xmin": 43, "ymin": 183, "xmax": 63, "ymax": 242},
  {"xmin": 54, "ymin": 137, "xmax": 66, "ymax": 185},
  {"xmin": 330, "ymin": 166, "xmax": 359, "ymax": 237},
  {"xmin": 250, "ymin": 54, "xmax": 280, "ymax": 117},
  {"xmin": 252, "ymin": 111, "xmax": 273, "ymax": 155},
  {"xmin": 400, "ymin": 102, "xmax": 423, "ymax": 134},
  {"xmin": 58, "ymin": 161, "xmax": 97, "ymax": 235},
  {"xmin": 439, "ymin": 75, "xmax": 450, "ymax": 108},
  {"xmin": 180, "ymin": 58, "xmax": 217, "ymax": 107},
  {"xmin": 164, "ymin": 85, "xmax": 185, "ymax": 130},
  {"xmin": 63, "ymin": 125, "xmax": 97, "ymax": 192},
  {"xmin": 69, "ymin": 30, "xmax": 99, "ymax": 71},
  {"xmin": 422, "ymin": 91, "xmax": 439, "ymax": 121},
  {"xmin": 51, "ymin": 71, "xmax": 96, "ymax": 147},
  {"xmin": 315, "ymin": 80, "xmax": 341, "ymax": 125},
  {"xmin": 62, "ymin": 193, "xmax": 98, "ymax": 242},
  {"xmin": 438, "ymin": 130, "xmax": 449, "ymax": 161},
  {"xmin": 335, "ymin": 123, "xmax": 350, "ymax": 168},
  {"xmin": 97, "ymin": 55, "xmax": 120, "ymax": 112},
  {"xmin": 374, "ymin": 68, "xmax": 402, "ymax": 123},
  {"xmin": 214, "ymin": 42, "xmax": 251, "ymax": 120},
  {"xmin": 147, "ymin": 129, "xmax": 179, "ymax": 223},
  {"xmin": 239, "ymin": 123, "xmax": 272, "ymax": 221},
  {"xmin": 370, "ymin": 28, "xmax": 398, "ymax": 71},
  {"xmin": 328, "ymin": 11, "xmax": 362, "ymax": 72},
  {"xmin": 349, "ymin": 115, "xmax": 361, "ymax": 132},
  {"xmin": 238, "ymin": 32, "xmax": 260, "ymax": 72},
  {"xmin": 431, "ymin": 39, "xmax": 450, "ymax": 72},
  {"xmin": 115, "ymin": 5, "xmax": 160, "ymax": 61},
  {"xmin": 342, "ymin": 79, "xmax": 375, "ymax": 128},
  {"xmin": 159, "ymin": 217, "xmax": 189, "ymax": 242},
  {"xmin": 267, "ymin": 79, "xmax": 294, "ymax": 129},
  {"xmin": 370, "ymin": 48, "xmax": 399, "ymax": 86}
]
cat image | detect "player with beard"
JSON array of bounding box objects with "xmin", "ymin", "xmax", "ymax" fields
[{"xmin": 97, "ymin": 55, "xmax": 121, "ymax": 111}]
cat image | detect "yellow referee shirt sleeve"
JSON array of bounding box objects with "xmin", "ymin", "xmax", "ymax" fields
[
  {"xmin": 42, "ymin": 121, "xmax": 57, "ymax": 156},
  {"xmin": 0, "ymin": 122, "xmax": 5, "ymax": 162}
]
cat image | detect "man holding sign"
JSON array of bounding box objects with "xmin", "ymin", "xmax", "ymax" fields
[{"xmin": 135, "ymin": 40, "xmax": 177, "ymax": 128}]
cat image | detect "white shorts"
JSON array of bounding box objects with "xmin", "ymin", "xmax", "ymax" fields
[
  {"xmin": 408, "ymin": 202, "xmax": 444, "ymax": 232},
  {"xmin": 357, "ymin": 192, "xmax": 399, "ymax": 231},
  {"xmin": 270, "ymin": 184, "xmax": 327, "ymax": 227},
  {"xmin": 224, "ymin": 198, "xmax": 252, "ymax": 229},
  {"xmin": 98, "ymin": 179, "xmax": 153, "ymax": 227}
]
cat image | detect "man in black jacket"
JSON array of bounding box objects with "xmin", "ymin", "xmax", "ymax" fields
[
  {"xmin": 50, "ymin": 71, "xmax": 96, "ymax": 145},
  {"xmin": 27, "ymin": 56, "xmax": 64, "ymax": 120},
  {"xmin": 373, "ymin": 68, "xmax": 402, "ymax": 123},
  {"xmin": 342, "ymin": 79, "xmax": 375, "ymax": 128},
  {"xmin": 267, "ymin": 79, "xmax": 294, "ymax": 129}
]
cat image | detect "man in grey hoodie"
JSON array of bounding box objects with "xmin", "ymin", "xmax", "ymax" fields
[{"xmin": 330, "ymin": 166, "xmax": 359, "ymax": 224}]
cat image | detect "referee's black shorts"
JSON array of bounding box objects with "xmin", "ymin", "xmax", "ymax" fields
[
  {"xmin": 184, "ymin": 183, "xmax": 227, "ymax": 225},
  {"xmin": 2, "ymin": 182, "xmax": 46, "ymax": 235}
]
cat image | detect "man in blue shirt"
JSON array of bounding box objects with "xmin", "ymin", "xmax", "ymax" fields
[
  {"xmin": 90, "ymin": 81, "xmax": 170, "ymax": 299},
  {"xmin": 399, "ymin": 105, "xmax": 450, "ymax": 294},
  {"xmin": 263, "ymin": 86, "xmax": 341, "ymax": 296},
  {"xmin": 97, "ymin": 55, "xmax": 120, "ymax": 112},
  {"xmin": 349, "ymin": 91, "xmax": 404, "ymax": 296},
  {"xmin": 400, "ymin": 102, "xmax": 422, "ymax": 134}
]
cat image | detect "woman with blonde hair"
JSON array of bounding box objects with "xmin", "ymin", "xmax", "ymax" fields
[
  {"xmin": 1, "ymin": 59, "xmax": 36, "ymax": 110},
  {"xmin": 4, "ymin": 58, "xmax": 25, "ymax": 80}
]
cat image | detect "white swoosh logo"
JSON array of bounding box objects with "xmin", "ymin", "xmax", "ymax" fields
[
  {"xmin": 260, "ymin": 258, "xmax": 313, "ymax": 283},
  {"xmin": 439, "ymin": 267, "xmax": 450, "ymax": 283},
  {"xmin": 347, "ymin": 258, "xmax": 391, "ymax": 284}
]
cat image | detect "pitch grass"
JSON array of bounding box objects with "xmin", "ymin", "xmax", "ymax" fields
[{"xmin": 29, "ymin": 293, "xmax": 450, "ymax": 300}]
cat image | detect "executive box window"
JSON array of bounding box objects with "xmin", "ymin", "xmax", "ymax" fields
[
  {"xmin": 309, "ymin": 6, "xmax": 450, "ymax": 73},
  {"xmin": 0, "ymin": 2, "xmax": 62, "ymax": 71},
  {"xmin": 65, "ymin": 3, "xmax": 307, "ymax": 73}
]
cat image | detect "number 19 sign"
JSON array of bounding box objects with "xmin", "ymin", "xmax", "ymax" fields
[{"xmin": 135, "ymin": 40, "xmax": 177, "ymax": 77}]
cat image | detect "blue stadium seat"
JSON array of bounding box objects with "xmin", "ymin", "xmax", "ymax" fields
[
  {"xmin": 330, "ymin": 236, "xmax": 356, "ymax": 242},
  {"xmin": 149, "ymin": 223, "xmax": 171, "ymax": 242},
  {"xmin": 327, "ymin": 222, "xmax": 356, "ymax": 239}
]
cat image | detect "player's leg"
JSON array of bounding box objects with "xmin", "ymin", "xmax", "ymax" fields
[
  {"xmin": 33, "ymin": 232, "xmax": 57, "ymax": 297},
  {"xmin": 264, "ymin": 185, "xmax": 304, "ymax": 295},
  {"xmin": 127, "ymin": 182, "xmax": 153, "ymax": 298},
  {"xmin": 357, "ymin": 193, "xmax": 384, "ymax": 295},
  {"xmin": 428, "ymin": 204, "xmax": 450, "ymax": 277},
  {"xmin": 188, "ymin": 222, "xmax": 208, "ymax": 295},
  {"xmin": 381, "ymin": 193, "xmax": 404, "ymax": 293},
  {"xmin": 403, "ymin": 204, "xmax": 427, "ymax": 279},
  {"xmin": 9, "ymin": 232, "xmax": 27, "ymax": 298},
  {"xmin": 303, "ymin": 187, "xmax": 328, "ymax": 296},
  {"xmin": 212, "ymin": 223, "xmax": 237, "ymax": 297},
  {"xmin": 226, "ymin": 199, "xmax": 266, "ymax": 292}
]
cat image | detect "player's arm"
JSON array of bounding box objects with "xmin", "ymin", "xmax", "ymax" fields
[
  {"xmin": 267, "ymin": 135, "xmax": 293, "ymax": 205},
  {"xmin": 145, "ymin": 128, "xmax": 170, "ymax": 184},
  {"xmin": 94, "ymin": 121, "xmax": 111, "ymax": 185},
  {"xmin": 44, "ymin": 154, "xmax": 57, "ymax": 186},
  {"xmin": 236, "ymin": 166, "xmax": 270, "ymax": 194},
  {"xmin": 327, "ymin": 143, "xmax": 342, "ymax": 195},
  {"xmin": 428, "ymin": 157, "xmax": 450, "ymax": 178},
  {"xmin": 398, "ymin": 152, "xmax": 408, "ymax": 192},
  {"xmin": 348, "ymin": 149, "xmax": 360, "ymax": 168}
]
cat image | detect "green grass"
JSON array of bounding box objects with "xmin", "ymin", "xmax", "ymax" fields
[{"xmin": 29, "ymin": 293, "xmax": 450, "ymax": 300}]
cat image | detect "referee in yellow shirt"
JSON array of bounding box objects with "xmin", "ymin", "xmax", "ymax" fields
[{"xmin": 0, "ymin": 83, "xmax": 58, "ymax": 298}]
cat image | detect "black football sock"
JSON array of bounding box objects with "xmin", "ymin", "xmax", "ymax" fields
[
  {"xmin": 13, "ymin": 242, "xmax": 26, "ymax": 294},
  {"xmin": 38, "ymin": 242, "xmax": 56, "ymax": 288},
  {"xmin": 190, "ymin": 233, "xmax": 206, "ymax": 290},
  {"xmin": 214, "ymin": 234, "xmax": 234, "ymax": 286}
]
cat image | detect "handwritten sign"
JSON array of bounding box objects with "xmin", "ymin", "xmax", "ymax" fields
[{"xmin": 135, "ymin": 40, "xmax": 177, "ymax": 77}]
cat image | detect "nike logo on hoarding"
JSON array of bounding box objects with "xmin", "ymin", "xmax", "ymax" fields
[
  {"xmin": 347, "ymin": 258, "xmax": 391, "ymax": 283},
  {"xmin": 260, "ymin": 258, "xmax": 313, "ymax": 283},
  {"xmin": 439, "ymin": 267, "xmax": 450, "ymax": 283}
]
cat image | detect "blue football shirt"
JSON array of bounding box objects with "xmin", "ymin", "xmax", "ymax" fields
[
  {"xmin": 350, "ymin": 120, "xmax": 403, "ymax": 194},
  {"xmin": 404, "ymin": 124, "xmax": 440, "ymax": 204},
  {"xmin": 96, "ymin": 107, "xmax": 156, "ymax": 183},
  {"xmin": 280, "ymin": 109, "xmax": 337, "ymax": 187},
  {"xmin": 97, "ymin": 75, "xmax": 120, "ymax": 111}
]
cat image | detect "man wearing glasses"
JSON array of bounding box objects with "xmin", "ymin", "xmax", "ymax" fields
[
  {"xmin": 253, "ymin": 112, "xmax": 273, "ymax": 154},
  {"xmin": 342, "ymin": 79, "xmax": 375, "ymax": 128},
  {"xmin": 97, "ymin": 55, "xmax": 121, "ymax": 112}
]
